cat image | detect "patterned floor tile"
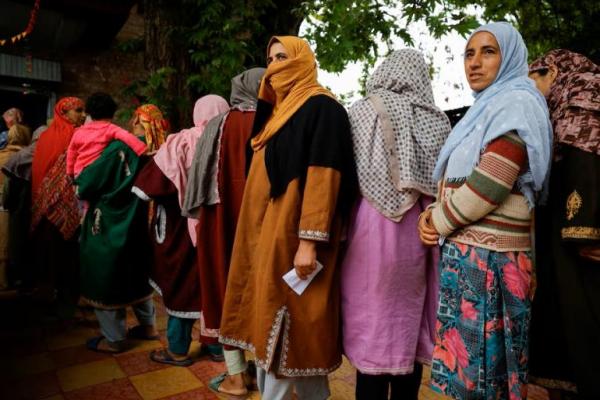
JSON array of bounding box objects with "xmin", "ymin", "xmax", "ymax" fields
[
  {"xmin": 41, "ymin": 395, "xmax": 65, "ymax": 400},
  {"xmin": 2, "ymin": 339, "xmax": 48, "ymax": 358},
  {"xmin": 187, "ymin": 358, "xmax": 226, "ymax": 382},
  {"xmin": 129, "ymin": 366, "xmax": 203, "ymax": 400},
  {"xmin": 119, "ymin": 339, "xmax": 164, "ymax": 355},
  {"xmin": 159, "ymin": 386, "xmax": 219, "ymax": 400},
  {"xmin": 49, "ymin": 344, "xmax": 110, "ymax": 369},
  {"xmin": 115, "ymin": 349, "xmax": 169, "ymax": 376},
  {"xmin": 45, "ymin": 327, "xmax": 96, "ymax": 351},
  {"xmin": 329, "ymin": 378, "xmax": 356, "ymax": 399},
  {"xmin": 0, "ymin": 295, "xmax": 457, "ymax": 400},
  {"xmin": 330, "ymin": 359, "xmax": 356, "ymax": 385},
  {"xmin": 57, "ymin": 358, "xmax": 126, "ymax": 392},
  {"xmin": 3, "ymin": 352, "xmax": 56, "ymax": 379},
  {"xmin": 63, "ymin": 377, "xmax": 141, "ymax": 400},
  {"xmin": 0, "ymin": 371, "xmax": 62, "ymax": 399},
  {"xmin": 187, "ymin": 340, "xmax": 202, "ymax": 357},
  {"xmin": 0, "ymin": 332, "xmax": 47, "ymax": 357}
]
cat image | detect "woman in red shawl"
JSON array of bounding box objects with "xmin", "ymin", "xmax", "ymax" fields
[{"xmin": 30, "ymin": 97, "xmax": 85, "ymax": 316}]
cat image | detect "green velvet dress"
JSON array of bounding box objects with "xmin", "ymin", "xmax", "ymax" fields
[{"xmin": 76, "ymin": 140, "xmax": 153, "ymax": 309}]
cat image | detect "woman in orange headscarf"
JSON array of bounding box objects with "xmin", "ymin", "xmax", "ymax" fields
[
  {"xmin": 131, "ymin": 104, "xmax": 169, "ymax": 152},
  {"xmin": 216, "ymin": 36, "xmax": 356, "ymax": 398}
]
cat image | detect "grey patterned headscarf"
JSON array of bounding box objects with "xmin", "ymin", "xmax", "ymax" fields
[{"xmin": 349, "ymin": 49, "xmax": 451, "ymax": 221}]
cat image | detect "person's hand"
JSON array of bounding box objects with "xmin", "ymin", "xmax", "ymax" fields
[
  {"xmin": 294, "ymin": 239, "xmax": 317, "ymax": 280},
  {"xmin": 144, "ymin": 149, "xmax": 157, "ymax": 156},
  {"xmin": 418, "ymin": 208, "xmax": 440, "ymax": 246},
  {"xmin": 579, "ymin": 245, "xmax": 600, "ymax": 262}
]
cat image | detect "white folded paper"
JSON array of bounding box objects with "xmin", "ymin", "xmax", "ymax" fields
[{"xmin": 282, "ymin": 261, "xmax": 324, "ymax": 295}]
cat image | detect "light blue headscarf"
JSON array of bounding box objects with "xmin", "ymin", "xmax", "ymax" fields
[{"xmin": 432, "ymin": 22, "xmax": 553, "ymax": 206}]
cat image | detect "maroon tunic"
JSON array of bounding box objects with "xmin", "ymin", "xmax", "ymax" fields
[
  {"xmin": 133, "ymin": 159, "xmax": 201, "ymax": 317},
  {"xmin": 195, "ymin": 110, "xmax": 254, "ymax": 341}
]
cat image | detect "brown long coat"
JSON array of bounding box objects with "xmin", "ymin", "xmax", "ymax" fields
[{"xmin": 219, "ymin": 148, "xmax": 344, "ymax": 377}]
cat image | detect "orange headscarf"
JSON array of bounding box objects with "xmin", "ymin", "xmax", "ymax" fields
[
  {"xmin": 250, "ymin": 36, "xmax": 336, "ymax": 150},
  {"xmin": 132, "ymin": 104, "xmax": 169, "ymax": 152}
]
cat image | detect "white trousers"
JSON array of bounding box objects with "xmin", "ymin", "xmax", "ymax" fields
[{"xmin": 256, "ymin": 367, "xmax": 330, "ymax": 400}]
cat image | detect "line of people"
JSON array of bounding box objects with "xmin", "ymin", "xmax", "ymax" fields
[{"xmin": 1, "ymin": 20, "xmax": 598, "ymax": 400}]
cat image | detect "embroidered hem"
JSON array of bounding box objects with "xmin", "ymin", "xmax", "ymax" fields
[
  {"xmin": 220, "ymin": 306, "xmax": 341, "ymax": 377},
  {"xmin": 349, "ymin": 355, "xmax": 432, "ymax": 375},
  {"xmin": 149, "ymin": 279, "xmax": 201, "ymax": 319},
  {"xmin": 80, "ymin": 294, "xmax": 153, "ymax": 310},
  {"xmin": 200, "ymin": 312, "xmax": 219, "ymax": 338},
  {"xmin": 298, "ymin": 229, "xmax": 329, "ymax": 242},
  {"xmin": 561, "ymin": 226, "xmax": 600, "ymax": 240}
]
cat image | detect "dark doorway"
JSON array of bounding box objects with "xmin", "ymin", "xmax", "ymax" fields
[{"xmin": 0, "ymin": 88, "xmax": 51, "ymax": 132}]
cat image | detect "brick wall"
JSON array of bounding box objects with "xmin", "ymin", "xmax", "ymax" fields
[{"xmin": 57, "ymin": 5, "xmax": 147, "ymax": 126}]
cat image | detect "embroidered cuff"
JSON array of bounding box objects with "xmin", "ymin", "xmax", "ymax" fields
[
  {"xmin": 298, "ymin": 229, "xmax": 329, "ymax": 242},
  {"xmin": 561, "ymin": 226, "xmax": 600, "ymax": 240}
]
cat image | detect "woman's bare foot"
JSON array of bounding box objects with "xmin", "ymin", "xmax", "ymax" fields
[{"xmin": 218, "ymin": 373, "xmax": 248, "ymax": 396}]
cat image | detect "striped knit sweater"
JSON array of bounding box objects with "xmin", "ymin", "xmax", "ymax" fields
[{"xmin": 431, "ymin": 132, "xmax": 532, "ymax": 251}]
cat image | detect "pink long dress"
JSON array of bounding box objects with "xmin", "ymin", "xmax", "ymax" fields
[{"xmin": 341, "ymin": 195, "xmax": 439, "ymax": 374}]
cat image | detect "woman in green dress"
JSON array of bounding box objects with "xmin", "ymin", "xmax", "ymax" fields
[{"xmin": 77, "ymin": 94, "xmax": 157, "ymax": 353}]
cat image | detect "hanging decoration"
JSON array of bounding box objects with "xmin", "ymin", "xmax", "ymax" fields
[{"xmin": 0, "ymin": 0, "xmax": 41, "ymax": 46}]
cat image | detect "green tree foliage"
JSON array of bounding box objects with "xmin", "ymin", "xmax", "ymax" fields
[
  {"xmin": 128, "ymin": 0, "xmax": 598, "ymax": 128},
  {"xmin": 439, "ymin": 0, "xmax": 600, "ymax": 62}
]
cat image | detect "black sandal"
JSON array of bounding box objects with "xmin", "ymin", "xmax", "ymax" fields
[
  {"xmin": 149, "ymin": 348, "xmax": 193, "ymax": 367},
  {"xmin": 86, "ymin": 336, "xmax": 123, "ymax": 354}
]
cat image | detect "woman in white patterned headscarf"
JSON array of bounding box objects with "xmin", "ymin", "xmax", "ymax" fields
[{"xmin": 340, "ymin": 48, "xmax": 451, "ymax": 400}]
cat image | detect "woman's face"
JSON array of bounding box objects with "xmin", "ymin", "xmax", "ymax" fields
[
  {"xmin": 64, "ymin": 107, "xmax": 86, "ymax": 127},
  {"xmin": 529, "ymin": 66, "xmax": 557, "ymax": 97},
  {"xmin": 132, "ymin": 121, "xmax": 146, "ymax": 137},
  {"xmin": 267, "ymin": 42, "xmax": 289, "ymax": 66},
  {"xmin": 464, "ymin": 31, "xmax": 502, "ymax": 92}
]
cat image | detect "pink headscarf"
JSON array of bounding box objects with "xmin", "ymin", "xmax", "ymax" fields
[{"xmin": 153, "ymin": 94, "xmax": 229, "ymax": 245}]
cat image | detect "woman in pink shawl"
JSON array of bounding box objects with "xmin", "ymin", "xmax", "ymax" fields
[
  {"xmin": 153, "ymin": 95, "xmax": 229, "ymax": 245},
  {"xmin": 132, "ymin": 95, "xmax": 229, "ymax": 366}
]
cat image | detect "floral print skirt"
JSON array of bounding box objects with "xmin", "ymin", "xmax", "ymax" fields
[{"xmin": 430, "ymin": 242, "xmax": 533, "ymax": 400}]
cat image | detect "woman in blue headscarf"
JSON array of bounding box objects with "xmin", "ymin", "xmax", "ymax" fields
[{"xmin": 418, "ymin": 22, "xmax": 552, "ymax": 399}]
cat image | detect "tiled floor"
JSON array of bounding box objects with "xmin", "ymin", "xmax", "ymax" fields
[{"xmin": 0, "ymin": 296, "xmax": 449, "ymax": 399}]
